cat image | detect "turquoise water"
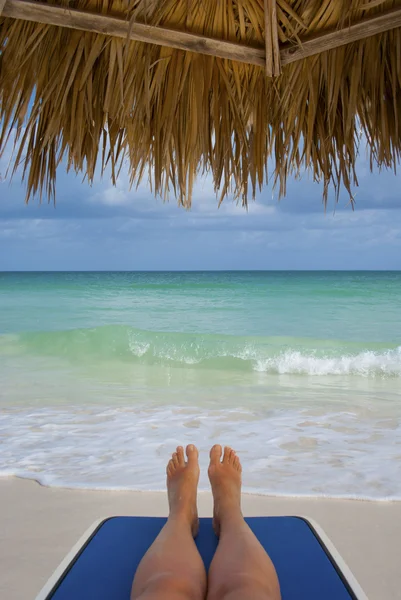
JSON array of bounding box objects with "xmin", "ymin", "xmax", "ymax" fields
[{"xmin": 1, "ymin": 271, "xmax": 401, "ymax": 498}]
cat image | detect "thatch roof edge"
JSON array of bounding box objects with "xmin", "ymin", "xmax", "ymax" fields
[{"xmin": 1, "ymin": 0, "xmax": 401, "ymax": 207}]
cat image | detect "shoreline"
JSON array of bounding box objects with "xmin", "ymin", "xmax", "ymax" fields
[
  {"xmin": 4, "ymin": 474, "xmax": 401, "ymax": 503},
  {"xmin": 1, "ymin": 477, "xmax": 401, "ymax": 600},
  {"xmin": 3, "ymin": 399, "xmax": 400, "ymax": 502}
]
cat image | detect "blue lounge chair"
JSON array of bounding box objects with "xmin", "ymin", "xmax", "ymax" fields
[{"xmin": 36, "ymin": 516, "xmax": 368, "ymax": 599}]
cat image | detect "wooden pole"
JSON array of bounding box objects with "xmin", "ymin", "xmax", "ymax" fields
[
  {"xmin": 264, "ymin": 0, "xmax": 281, "ymax": 76},
  {"xmin": 2, "ymin": 0, "xmax": 401, "ymax": 69},
  {"xmin": 270, "ymin": 0, "xmax": 281, "ymax": 76},
  {"xmin": 264, "ymin": 0, "xmax": 274, "ymax": 77}
]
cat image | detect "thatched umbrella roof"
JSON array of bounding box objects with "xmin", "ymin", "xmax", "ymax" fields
[{"xmin": 1, "ymin": 0, "xmax": 401, "ymax": 207}]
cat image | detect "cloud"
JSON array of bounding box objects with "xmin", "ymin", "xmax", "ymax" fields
[
  {"xmin": 1, "ymin": 127, "xmax": 401, "ymax": 270},
  {"xmin": 2, "ymin": 199, "xmax": 400, "ymax": 271}
]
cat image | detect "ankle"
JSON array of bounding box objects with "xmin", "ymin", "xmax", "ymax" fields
[
  {"xmin": 216, "ymin": 495, "xmax": 241, "ymax": 514},
  {"xmin": 220, "ymin": 502, "xmax": 243, "ymax": 518},
  {"xmin": 168, "ymin": 506, "xmax": 199, "ymax": 537},
  {"xmin": 169, "ymin": 504, "xmax": 196, "ymax": 524},
  {"xmin": 215, "ymin": 500, "xmax": 243, "ymax": 523}
]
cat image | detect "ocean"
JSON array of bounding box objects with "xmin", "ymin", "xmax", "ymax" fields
[{"xmin": 1, "ymin": 271, "xmax": 400, "ymax": 499}]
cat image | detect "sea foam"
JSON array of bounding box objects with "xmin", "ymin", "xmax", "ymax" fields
[{"xmin": 1, "ymin": 404, "xmax": 400, "ymax": 500}]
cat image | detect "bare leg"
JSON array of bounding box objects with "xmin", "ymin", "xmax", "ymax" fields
[
  {"xmin": 206, "ymin": 445, "xmax": 281, "ymax": 600},
  {"xmin": 131, "ymin": 444, "xmax": 207, "ymax": 600}
]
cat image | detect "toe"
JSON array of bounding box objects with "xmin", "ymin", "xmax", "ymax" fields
[
  {"xmin": 229, "ymin": 449, "xmax": 236, "ymax": 464},
  {"xmin": 210, "ymin": 444, "xmax": 222, "ymax": 465},
  {"xmin": 167, "ymin": 459, "xmax": 174, "ymax": 475},
  {"xmin": 172, "ymin": 452, "xmax": 179, "ymax": 467},
  {"xmin": 223, "ymin": 446, "xmax": 231, "ymax": 464},
  {"xmin": 177, "ymin": 446, "xmax": 185, "ymax": 466},
  {"xmin": 186, "ymin": 444, "xmax": 198, "ymax": 465},
  {"xmin": 234, "ymin": 455, "xmax": 241, "ymax": 471}
]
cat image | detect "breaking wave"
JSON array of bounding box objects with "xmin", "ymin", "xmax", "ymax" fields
[{"xmin": 1, "ymin": 326, "xmax": 400, "ymax": 377}]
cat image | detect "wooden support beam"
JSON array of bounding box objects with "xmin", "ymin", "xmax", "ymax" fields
[
  {"xmin": 1, "ymin": 0, "xmax": 266, "ymax": 67},
  {"xmin": 2, "ymin": 0, "xmax": 401, "ymax": 69},
  {"xmin": 264, "ymin": 0, "xmax": 281, "ymax": 77},
  {"xmin": 280, "ymin": 5, "xmax": 401, "ymax": 65},
  {"xmin": 270, "ymin": 0, "xmax": 281, "ymax": 76},
  {"xmin": 264, "ymin": 0, "xmax": 274, "ymax": 76}
]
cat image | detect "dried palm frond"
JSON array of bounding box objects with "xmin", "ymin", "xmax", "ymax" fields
[{"xmin": 0, "ymin": 0, "xmax": 400, "ymax": 207}]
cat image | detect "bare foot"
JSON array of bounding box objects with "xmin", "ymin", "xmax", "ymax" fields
[
  {"xmin": 166, "ymin": 444, "xmax": 200, "ymax": 537},
  {"xmin": 208, "ymin": 444, "xmax": 243, "ymax": 536}
]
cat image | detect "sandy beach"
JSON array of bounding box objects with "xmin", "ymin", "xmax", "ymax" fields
[{"xmin": 0, "ymin": 477, "xmax": 400, "ymax": 600}]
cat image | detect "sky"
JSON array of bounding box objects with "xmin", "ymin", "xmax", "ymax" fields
[{"xmin": 1, "ymin": 130, "xmax": 401, "ymax": 271}]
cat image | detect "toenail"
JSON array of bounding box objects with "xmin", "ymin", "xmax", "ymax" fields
[{"xmin": 188, "ymin": 444, "xmax": 194, "ymax": 451}]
